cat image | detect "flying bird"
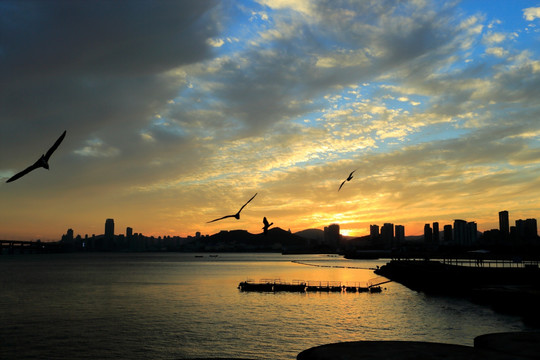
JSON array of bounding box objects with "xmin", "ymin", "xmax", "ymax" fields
[
  {"xmin": 6, "ymin": 130, "xmax": 67, "ymax": 183},
  {"xmin": 262, "ymin": 217, "xmax": 274, "ymax": 235},
  {"xmin": 338, "ymin": 169, "xmax": 357, "ymax": 191},
  {"xmin": 207, "ymin": 193, "xmax": 258, "ymax": 223}
]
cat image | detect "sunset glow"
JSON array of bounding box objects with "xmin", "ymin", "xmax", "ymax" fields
[{"xmin": 1, "ymin": 1, "xmax": 540, "ymax": 240}]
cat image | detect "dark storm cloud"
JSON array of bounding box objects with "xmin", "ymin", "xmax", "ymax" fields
[{"xmin": 0, "ymin": 0, "xmax": 220, "ymax": 166}]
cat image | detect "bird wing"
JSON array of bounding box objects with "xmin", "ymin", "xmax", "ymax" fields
[
  {"xmin": 338, "ymin": 180, "xmax": 346, "ymax": 191},
  {"xmin": 347, "ymin": 169, "xmax": 357, "ymax": 180},
  {"xmin": 6, "ymin": 161, "xmax": 41, "ymax": 183},
  {"xmin": 207, "ymin": 214, "xmax": 236, "ymax": 223},
  {"xmin": 44, "ymin": 130, "xmax": 67, "ymax": 161},
  {"xmin": 237, "ymin": 192, "xmax": 257, "ymax": 214}
]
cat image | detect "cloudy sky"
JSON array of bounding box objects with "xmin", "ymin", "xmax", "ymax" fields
[{"xmin": 1, "ymin": 0, "xmax": 540, "ymax": 241}]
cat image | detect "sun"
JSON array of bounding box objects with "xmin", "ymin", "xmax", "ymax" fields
[{"xmin": 340, "ymin": 229, "xmax": 353, "ymax": 237}]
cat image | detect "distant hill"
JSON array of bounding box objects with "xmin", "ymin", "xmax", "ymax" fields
[
  {"xmin": 194, "ymin": 227, "xmax": 308, "ymax": 252},
  {"xmin": 295, "ymin": 228, "xmax": 324, "ymax": 241}
]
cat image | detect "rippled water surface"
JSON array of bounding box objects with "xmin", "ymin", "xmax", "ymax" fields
[{"xmin": 0, "ymin": 253, "xmax": 530, "ymax": 359}]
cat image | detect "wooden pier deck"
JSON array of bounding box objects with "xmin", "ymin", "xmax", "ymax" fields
[{"xmin": 238, "ymin": 277, "xmax": 389, "ymax": 293}]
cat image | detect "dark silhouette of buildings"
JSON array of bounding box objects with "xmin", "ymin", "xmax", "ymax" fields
[
  {"xmin": 424, "ymin": 224, "xmax": 432, "ymax": 245},
  {"xmin": 433, "ymin": 222, "xmax": 439, "ymax": 246},
  {"xmin": 381, "ymin": 223, "xmax": 394, "ymax": 248},
  {"xmin": 324, "ymin": 224, "xmax": 340, "ymax": 248},
  {"xmin": 370, "ymin": 224, "xmax": 379, "ymax": 238},
  {"xmin": 395, "ymin": 225, "xmax": 405, "ymax": 247},
  {"xmin": 18, "ymin": 208, "xmax": 540, "ymax": 257},
  {"xmin": 499, "ymin": 210, "xmax": 509, "ymax": 239},
  {"xmin": 105, "ymin": 219, "xmax": 114, "ymax": 239}
]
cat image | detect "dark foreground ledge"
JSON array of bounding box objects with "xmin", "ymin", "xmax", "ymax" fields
[{"xmin": 297, "ymin": 332, "xmax": 540, "ymax": 360}]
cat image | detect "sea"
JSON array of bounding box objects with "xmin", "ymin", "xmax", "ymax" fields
[{"xmin": 0, "ymin": 252, "xmax": 531, "ymax": 359}]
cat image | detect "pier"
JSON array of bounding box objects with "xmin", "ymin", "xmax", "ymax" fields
[
  {"xmin": 238, "ymin": 277, "xmax": 389, "ymax": 293},
  {"xmin": 0, "ymin": 239, "xmax": 62, "ymax": 255}
]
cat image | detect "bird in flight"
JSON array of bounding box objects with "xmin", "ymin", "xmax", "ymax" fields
[
  {"xmin": 262, "ymin": 217, "xmax": 274, "ymax": 235},
  {"xmin": 6, "ymin": 130, "xmax": 67, "ymax": 183},
  {"xmin": 338, "ymin": 169, "xmax": 357, "ymax": 191},
  {"xmin": 207, "ymin": 193, "xmax": 258, "ymax": 223}
]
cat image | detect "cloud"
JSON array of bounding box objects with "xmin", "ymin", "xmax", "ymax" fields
[
  {"xmin": 0, "ymin": 0, "xmax": 221, "ymax": 167},
  {"xmin": 523, "ymin": 7, "xmax": 540, "ymax": 21}
]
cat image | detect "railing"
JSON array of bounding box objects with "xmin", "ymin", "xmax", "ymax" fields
[{"xmin": 391, "ymin": 257, "xmax": 540, "ymax": 269}]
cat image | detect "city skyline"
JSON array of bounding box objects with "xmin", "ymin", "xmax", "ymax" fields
[
  {"xmin": 48, "ymin": 208, "xmax": 540, "ymax": 245},
  {"xmin": 1, "ymin": 1, "xmax": 540, "ymax": 241}
]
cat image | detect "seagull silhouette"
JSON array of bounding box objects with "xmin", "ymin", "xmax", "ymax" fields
[
  {"xmin": 6, "ymin": 130, "xmax": 67, "ymax": 183},
  {"xmin": 262, "ymin": 217, "xmax": 274, "ymax": 235},
  {"xmin": 338, "ymin": 169, "xmax": 357, "ymax": 191},
  {"xmin": 207, "ymin": 193, "xmax": 258, "ymax": 223}
]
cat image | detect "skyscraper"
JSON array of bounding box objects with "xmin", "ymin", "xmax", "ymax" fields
[
  {"xmin": 105, "ymin": 218, "xmax": 115, "ymax": 239},
  {"xmin": 381, "ymin": 223, "xmax": 394, "ymax": 249},
  {"xmin": 499, "ymin": 210, "xmax": 509, "ymax": 238},
  {"xmin": 395, "ymin": 225, "xmax": 405, "ymax": 247},
  {"xmin": 443, "ymin": 224, "xmax": 453, "ymax": 244},
  {"xmin": 453, "ymin": 219, "xmax": 467, "ymax": 247},
  {"xmin": 424, "ymin": 224, "xmax": 432, "ymax": 244},
  {"xmin": 432, "ymin": 222, "xmax": 439, "ymax": 245},
  {"xmin": 370, "ymin": 224, "xmax": 379, "ymax": 239},
  {"xmin": 324, "ymin": 224, "xmax": 340, "ymax": 248}
]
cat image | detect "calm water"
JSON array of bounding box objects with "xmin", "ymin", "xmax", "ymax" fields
[{"xmin": 0, "ymin": 253, "xmax": 530, "ymax": 359}]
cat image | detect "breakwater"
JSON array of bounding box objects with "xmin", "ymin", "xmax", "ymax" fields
[{"xmin": 375, "ymin": 259, "xmax": 540, "ymax": 326}]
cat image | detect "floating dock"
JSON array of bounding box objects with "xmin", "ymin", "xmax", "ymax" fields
[{"xmin": 238, "ymin": 278, "xmax": 387, "ymax": 293}]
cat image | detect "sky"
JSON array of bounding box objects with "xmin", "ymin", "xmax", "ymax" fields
[{"xmin": 1, "ymin": 0, "xmax": 540, "ymax": 241}]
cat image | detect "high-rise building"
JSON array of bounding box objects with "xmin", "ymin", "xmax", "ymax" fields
[
  {"xmin": 432, "ymin": 222, "xmax": 439, "ymax": 245},
  {"xmin": 499, "ymin": 210, "xmax": 509, "ymax": 238},
  {"xmin": 324, "ymin": 224, "xmax": 340, "ymax": 248},
  {"xmin": 424, "ymin": 224, "xmax": 433, "ymax": 244},
  {"xmin": 105, "ymin": 218, "xmax": 115, "ymax": 239},
  {"xmin": 66, "ymin": 228, "xmax": 74, "ymax": 242},
  {"xmin": 466, "ymin": 221, "xmax": 477, "ymax": 246},
  {"xmin": 395, "ymin": 225, "xmax": 405, "ymax": 247},
  {"xmin": 370, "ymin": 224, "xmax": 379, "ymax": 239},
  {"xmin": 516, "ymin": 218, "xmax": 538, "ymax": 241},
  {"xmin": 126, "ymin": 227, "xmax": 133, "ymax": 238},
  {"xmin": 443, "ymin": 224, "xmax": 453, "ymax": 244},
  {"xmin": 525, "ymin": 219, "xmax": 538, "ymax": 240},
  {"xmin": 453, "ymin": 219, "xmax": 467, "ymax": 247},
  {"xmin": 381, "ymin": 223, "xmax": 394, "ymax": 248}
]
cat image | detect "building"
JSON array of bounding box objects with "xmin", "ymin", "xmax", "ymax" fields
[
  {"xmin": 105, "ymin": 219, "xmax": 115, "ymax": 239},
  {"xmin": 443, "ymin": 224, "xmax": 453, "ymax": 244},
  {"xmin": 499, "ymin": 210, "xmax": 509, "ymax": 238},
  {"xmin": 66, "ymin": 228, "xmax": 74, "ymax": 242},
  {"xmin": 515, "ymin": 218, "xmax": 538, "ymax": 241},
  {"xmin": 324, "ymin": 224, "xmax": 340, "ymax": 249},
  {"xmin": 466, "ymin": 221, "xmax": 477, "ymax": 246},
  {"xmin": 424, "ymin": 224, "xmax": 432, "ymax": 244},
  {"xmin": 370, "ymin": 224, "xmax": 379, "ymax": 239},
  {"xmin": 453, "ymin": 220, "xmax": 467, "ymax": 247},
  {"xmin": 381, "ymin": 223, "xmax": 394, "ymax": 249},
  {"xmin": 126, "ymin": 227, "xmax": 133, "ymax": 238},
  {"xmin": 395, "ymin": 225, "xmax": 405, "ymax": 247},
  {"xmin": 432, "ymin": 222, "xmax": 439, "ymax": 245}
]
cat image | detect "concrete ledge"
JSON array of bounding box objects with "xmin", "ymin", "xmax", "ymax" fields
[
  {"xmin": 474, "ymin": 331, "xmax": 540, "ymax": 359},
  {"xmin": 296, "ymin": 340, "xmax": 525, "ymax": 360}
]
